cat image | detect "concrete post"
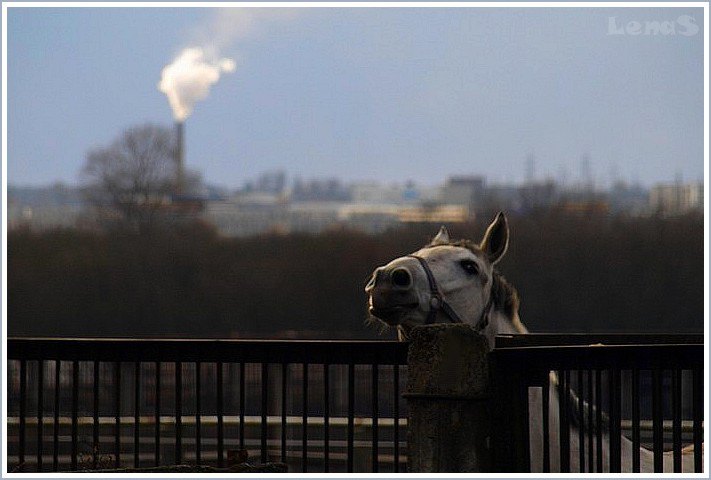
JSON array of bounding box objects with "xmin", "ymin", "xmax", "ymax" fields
[{"xmin": 405, "ymin": 324, "xmax": 492, "ymax": 473}]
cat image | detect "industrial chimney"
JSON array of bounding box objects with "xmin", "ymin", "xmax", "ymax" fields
[{"xmin": 175, "ymin": 121, "xmax": 185, "ymax": 196}]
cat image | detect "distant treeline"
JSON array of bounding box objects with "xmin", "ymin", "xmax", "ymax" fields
[{"xmin": 8, "ymin": 211, "xmax": 703, "ymax": 338}]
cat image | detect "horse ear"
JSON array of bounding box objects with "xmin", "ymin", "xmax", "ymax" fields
[
  {"xmin": 480, "ymin": 212, "xmax": 509, "ymax": 265},
  {"xmin": 431, "ymin": 226, "xmax": 450, "ymax": 245}
]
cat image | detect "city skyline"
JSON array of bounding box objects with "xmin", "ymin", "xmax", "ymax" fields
[
  {"xmin": 6, "ymin": 6, "xmax": 706, "ymax": 188},
  {"xmin": 5, "ymin": 161, "xmax": 701, "ymax": 192}
]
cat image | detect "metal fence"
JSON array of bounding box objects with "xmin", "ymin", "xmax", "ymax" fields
[
  {"xmin": 490, "ymin": 334, "xmax": 704, "ymax": 473},
  {"xmin": 7, "ymin": 334, "xmax": 705, "ymax": 473},
  {"xmin": 7, "ymin": 338, "xmax": 408, "ymax": 473}
]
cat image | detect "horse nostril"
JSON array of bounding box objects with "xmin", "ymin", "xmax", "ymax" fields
[{"xmin": 391, "ymin": 268, "xmax": 411, "ymax": 288}]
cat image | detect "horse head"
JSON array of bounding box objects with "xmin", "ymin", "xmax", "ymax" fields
[{"xmin": 365, "ymin": 212, "xmax": 526, "ymax": 345}]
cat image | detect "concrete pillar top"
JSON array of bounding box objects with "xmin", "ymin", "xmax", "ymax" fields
[{"xmin": 406, "ymin": 324, "xmax": 490, "ymax": 400}]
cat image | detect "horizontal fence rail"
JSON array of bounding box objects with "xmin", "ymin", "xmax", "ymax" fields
[
  {"xmin": 7, "ymin": 338, "xmax": 409, "ymax": 473},
  {"xmin": 490, "ymin": 334, "xmax": 704, "ymax": 474}
]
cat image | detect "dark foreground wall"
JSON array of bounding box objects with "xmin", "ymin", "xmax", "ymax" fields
[{"xmin": 8, "ymin": 211, "xmax": 703, "ymax": 337}]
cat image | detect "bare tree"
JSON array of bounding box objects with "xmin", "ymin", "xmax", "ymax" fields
[{"xmin": 81, "ymin": 124, "xmax": 199, "ymax": 233}]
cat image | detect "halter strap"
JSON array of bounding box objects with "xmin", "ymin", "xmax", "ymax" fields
[{"xmin": 407, "ymin": 254, "xmax": 492, "ymax": 331}]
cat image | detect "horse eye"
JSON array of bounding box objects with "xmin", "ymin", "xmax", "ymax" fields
[{"xmin": 459, "ymin": 259, "xmax": 479, "ymax": 275}]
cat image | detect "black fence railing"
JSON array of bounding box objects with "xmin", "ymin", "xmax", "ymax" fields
[
  {"xmin": 490, "ymin": 334, "xmax": 704, "ymax": 473},
  {"xmin": 7, "ymin": 338, "xmax": 409, "ymax": 473},
  {"xmin": 8, "ymin": 334, "xmax": 705, "ymax": 473}
]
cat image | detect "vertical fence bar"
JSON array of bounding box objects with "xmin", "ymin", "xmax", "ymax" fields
[
  {"xmin": 93, "ymin": 361, "xmax": 100, "ymax": 469},
  {"xmin": 372, "ymin": 364, "xmax": 379, "ymax": 473},
  {"xmin": 558, "ymin": 370, "xmax": 570, "ymax": 472},
  {"xmin": 347, "ymin": 363, "xmax": 355, "ymax": 473},
  {"xmin": 323, "ymin": 364, "xmax": 330, "ymax": 472},
  {"xmin": 37, "ymin": 360, "xmax": 44, "ymax": 472},
  {"xmin": 631, "ymin": 369, "xmax": 640, "ymax": 473},
  {"xmin": 672, "ymin": 369, "xmax": 682, "ymax": 472},
  {"xmin": 393, "ymin": 364, "xmax": 400, "ymax": 473},
  {"xmin": 114, "ymin": 362, "xmax": 121, "ymax": 468},
  {"xmin": 515, "ymin": 378, "xmax": 532, "ymax": 472},
  {"xmin": 134, "ymin": 362, "xmax": 140, "ymax": 469},
  {"xmin": 302, "ymin": 363, "xmax": 309, "ymax": 473},
  {"xmin": 54, "ymin": 361, "xmax": 60, "ymax": 472},
  {"xmin": 261, "ymin": 363, "xmax": 268, "ymax": 464},
  {"xmin": 281, "ymin": 363, "xmax": 287, "ymax": 464},
  {"xmin": 652, "ymin": 369, "xmax": 663, "ymax": 473},
  {"xmin": 542, "ymin": 373, "xmax": 550, "ymax": 473},
  {"xmin": 577, "ymin": 369, "xmax": 584, "ymax": 472},
  {"xmin": 595, "ymin": 370, "xmax": 602, "ymax": 473},
  {"xmin": 239, "ymin": 362, "xmax": 245, "ymax": 451},
  {"xmin": 216, "ymin": 362, "xmax": 224, "ymax": 468},
  {"xmin": 154, "ymin": 362, "xmax": 160, "ymax": 467},
  {"xmin": 71, "ymin": 360, "xmax": 78, "ymax": 471},
  {"xmin": 175, "ymin": 361, "xmax": 182, "ymax": 465},
  {"xmin": 18, "ymin": 360, "xmax": 26, "ymax": 472},
  {"xmin": 195, "ymin": 362, "xmax": 201, "ymax": 465},
  {"xmin": 586, "ymin": 370, "xmax": 593, "ymax": 472},
  {"xmin": 692, "ymin": 368, "xmax": 702, "ymax": 473},
  {"xmin": 609, "ymin": 369, "xmax": 621, "ymax": 472}
]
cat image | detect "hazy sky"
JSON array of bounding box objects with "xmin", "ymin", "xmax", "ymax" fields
[{"xmin": 6, "ymin": 6, "xmax": 705, "ymax": 188}]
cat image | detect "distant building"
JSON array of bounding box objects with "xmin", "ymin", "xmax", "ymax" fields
[
  {"xmin": 351, "ymin": 182, "xmax": 405, "ymax": 204},
  {"xmin": 441, "ymin": 176, "xmax": 486, "ymax": 215},
  {"xmin": 7, "ymin": 184, "xmax": 84, "ymax": 230},
  {"xmin": 335, "ymin": 204, "xmax": 401, "ymax": 233},
  {"xmin": 481, "ymin": 183, "xmax": 521, "ymax": 212},
  {"xmin": 203, "ymin": 200, "xmax": 288, "ymax": 237},
  {"xmin": 202, "ymin": 199, "xmax": 469, "ymax": 237},
  {"xmin": 649, "ymin": 182, "xmax": 703, "ymax": 216},
  {"xmin": 254, "ymin": 170, "xmax": 286, "ymax": 195},
  {"xmin": 291, "ymin": 178, "xmax": 351, "ymax": 202},
  {"xmin": 403, "ymin": 181, "xmax": 419, "ymax": 202},
  {"xmin": 7, "ymin": 204, "xmax": 84, "ymax": 230},
  {"xmin": 518, "ymin": 180, "xmax": 559, "ymax": 211},
  {"xmin": 8, "ymin": 183, "xmax": 83, "ymax": 207},
  {"xmin": 398, "ymin": 205, "xmax": 469, "ymax": 224},
  {"xmin": 606, "ymin": 182, "xmax": 649, "ymax": 215}
]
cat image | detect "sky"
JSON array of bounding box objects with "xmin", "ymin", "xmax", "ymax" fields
[{"xmin": 5, "ymin": 6, "xmax": 706, "ymax": 189}]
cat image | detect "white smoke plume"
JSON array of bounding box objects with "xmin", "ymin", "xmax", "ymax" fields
[
  {"xmin": 158, "ymin": 8, "xmax": 298, "ymax": 121},
  {"xmin": 158, "ymin": 48, "xmax": 236, "ymax": 121}
]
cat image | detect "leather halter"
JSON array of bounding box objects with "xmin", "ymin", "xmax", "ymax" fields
[{"xmin": 407, "ymin": 254, "xmax": 492, "ymax": 331}]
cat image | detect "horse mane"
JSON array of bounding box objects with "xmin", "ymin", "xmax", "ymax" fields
[{"xmin": 491, "ymin": 270, "xmax": 520, "ymax": 320}]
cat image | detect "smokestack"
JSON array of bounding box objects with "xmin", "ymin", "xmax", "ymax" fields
[{"xmin": 175, "ymin": 121, "xmax": 185, "ymax": 196}]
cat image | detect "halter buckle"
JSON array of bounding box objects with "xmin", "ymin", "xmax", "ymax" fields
[{"xmin": 429, "ymin": 296, "xmax": 441, "ymax": 310}]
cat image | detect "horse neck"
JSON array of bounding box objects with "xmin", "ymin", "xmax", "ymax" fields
[
  {"xmin": 483, "ymin": 309, "xmax": 528, "ymax": 348},
  {"xmin": 494, "ymin": 309, "xmax": 528, "ymax": 334}
]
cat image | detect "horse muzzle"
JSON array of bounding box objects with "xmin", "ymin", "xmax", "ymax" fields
[{"xmin": 365, "ymin": 266, "xmax": 420, "ymax": 324}]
